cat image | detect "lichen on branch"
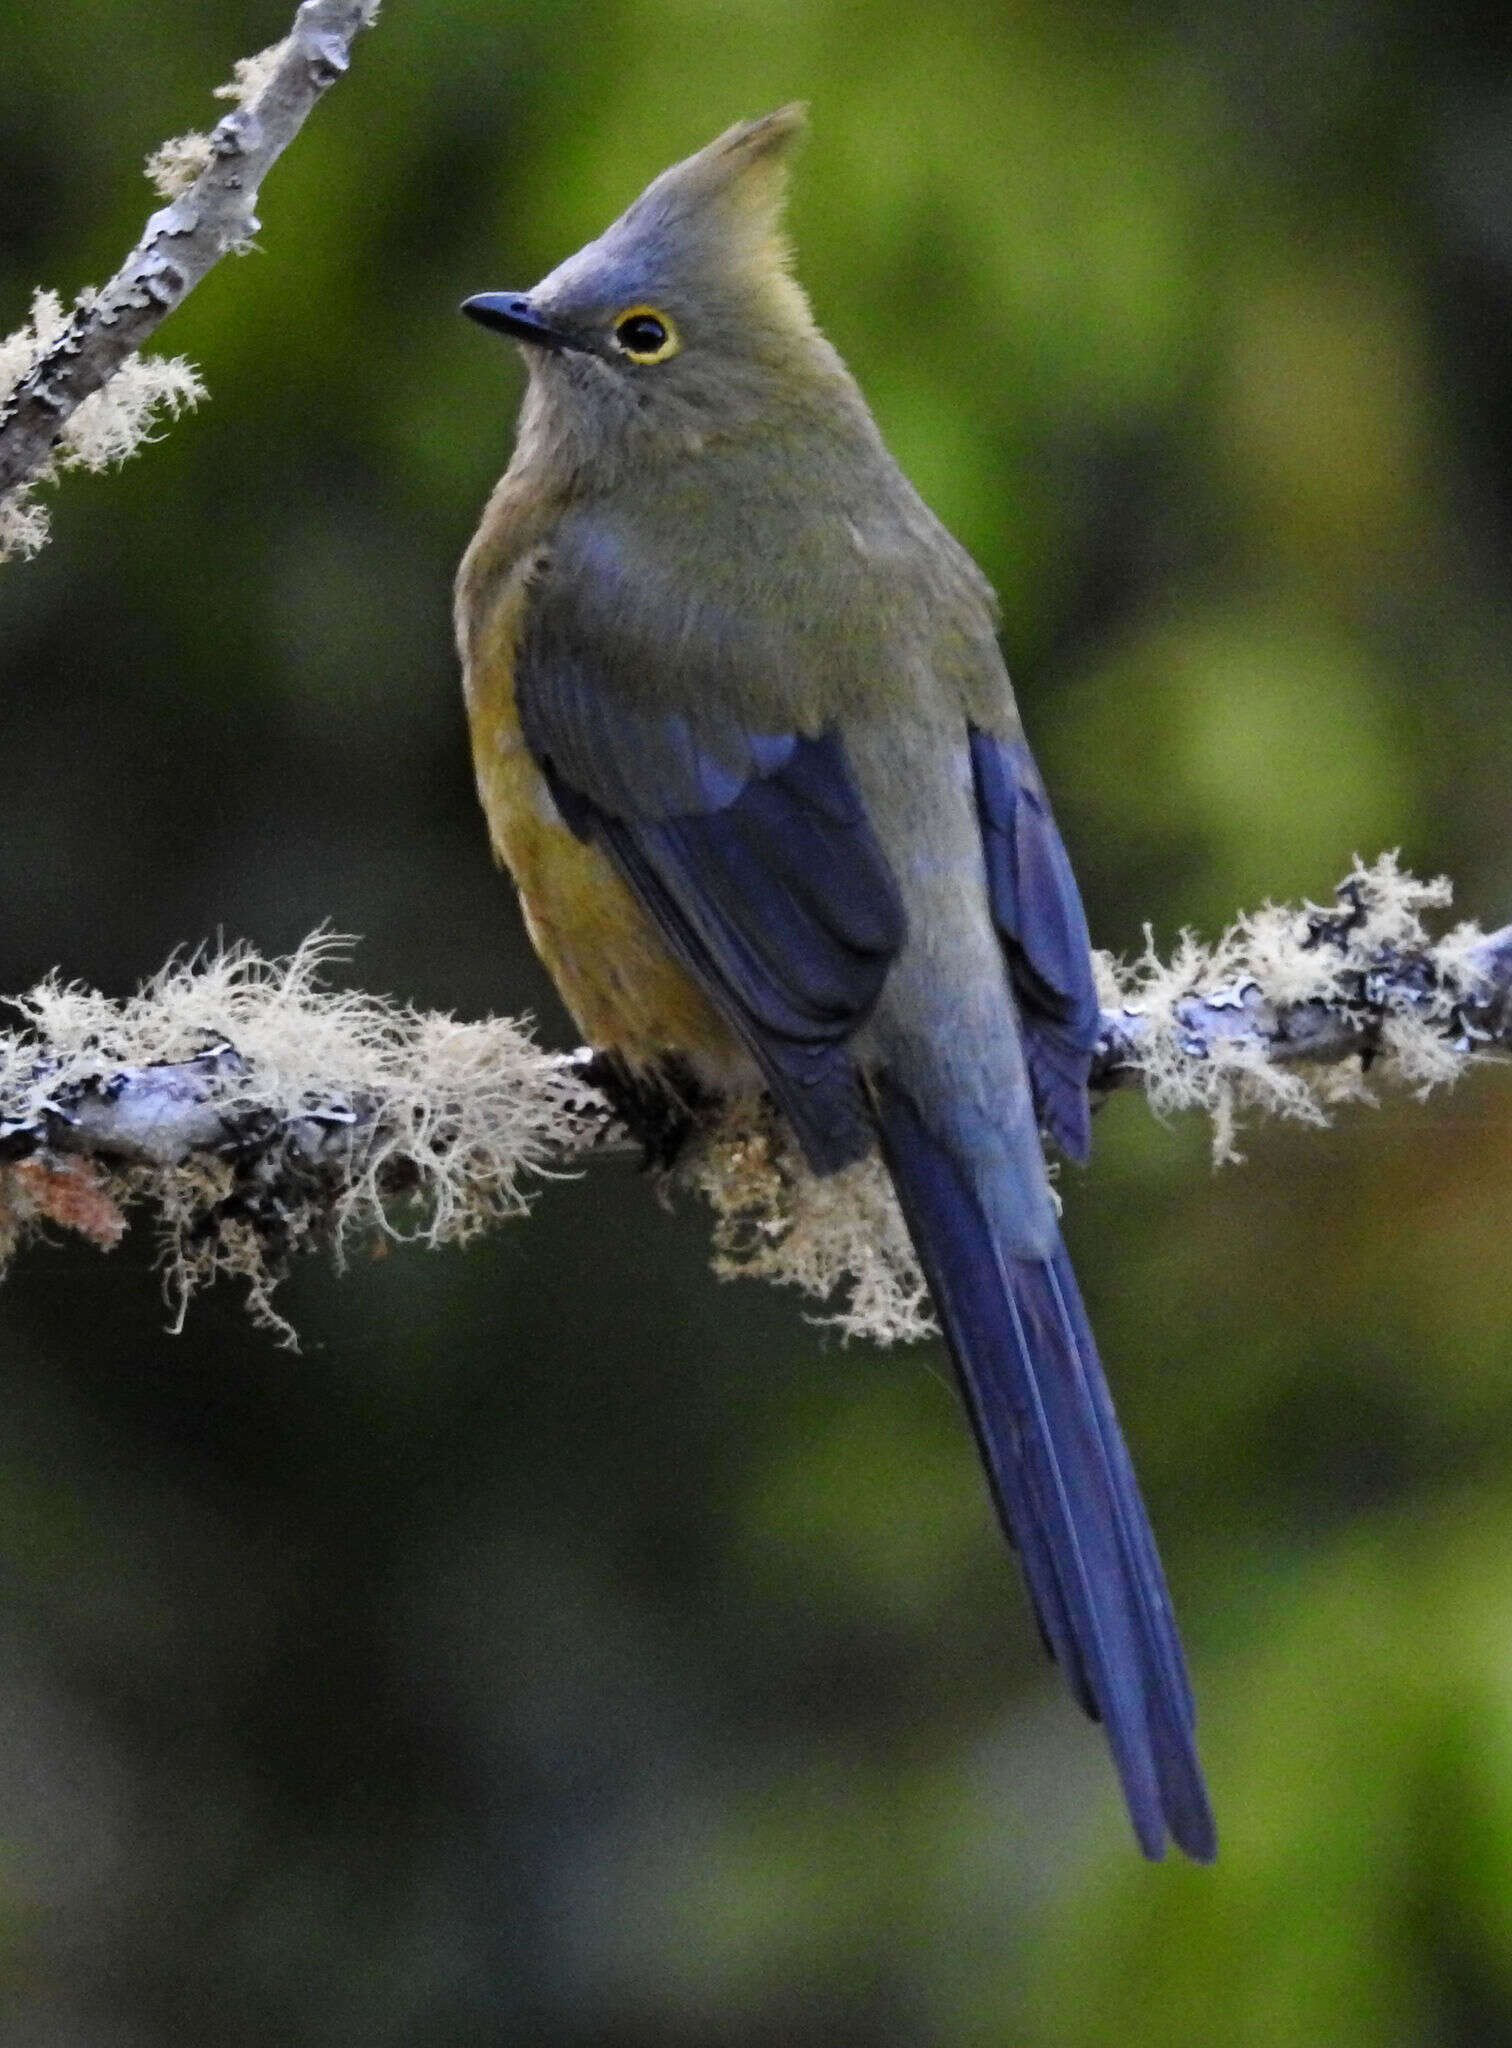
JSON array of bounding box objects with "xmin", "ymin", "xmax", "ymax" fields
[
  {"xmin": 0, "ymin": 936, "xmax": 600, "ymax": 1340},
  {"xmin": 0, "ymin": 858, "xmax": 1505, "ymax": 1346},
  {"xmin": 0, "ymin": 291, "xmax": 203, "ymax": 558},
  {"xmin": 1092, "ymin": 852, "xmax": 1506, "ymax": 1161},
  {"xmin": 0, "ymin": 0, "xmax": 380, "ymax": 558}
]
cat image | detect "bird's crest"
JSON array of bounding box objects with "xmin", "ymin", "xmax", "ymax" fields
[{"xmin": 623, "ymin": 104, "xmax": 807, "ymax": 274}]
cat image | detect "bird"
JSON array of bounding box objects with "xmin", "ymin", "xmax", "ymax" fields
[{"xmin": 455, "ymin": 105, "xmax": 1215, "ymax": 1863}]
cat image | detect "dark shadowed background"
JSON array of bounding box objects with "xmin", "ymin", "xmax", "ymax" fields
[{"xmin": 4, "ymin": 1, "xmax": 1512, "ymax": 2041}]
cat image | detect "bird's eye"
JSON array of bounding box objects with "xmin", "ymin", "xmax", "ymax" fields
[{"xmin": 611, "ymin": 306, "xmax": 679, "ymax": 364}]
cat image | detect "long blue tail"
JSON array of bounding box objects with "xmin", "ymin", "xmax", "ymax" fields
[{"xmin": 874, "ymin": 1079, "xmax": 1215, "ymax": 1862}]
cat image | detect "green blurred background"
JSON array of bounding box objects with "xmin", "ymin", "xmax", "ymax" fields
[{"xmin": 3, "ymin": 0, "xmax": 1512, "ymax": 2040}]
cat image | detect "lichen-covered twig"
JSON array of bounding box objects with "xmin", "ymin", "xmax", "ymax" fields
[
  {"xmin": 0, "ymin": 0, "xmax": 379, "ymax": 544},
  {"xmin": 0, "ymin": 936, "xmax": 601, "ymax": 1341},
  {"xmin": 1086, "ymin": 854, "xmax": 1502, "ymax": 1163},
  {"xmin": 0, "ymin": 858, "xmax": 1502, "ymax": 1342},
  {"xmin": 1096, "ymin": 869, "xmax": 1512, "ymax": 1081}
]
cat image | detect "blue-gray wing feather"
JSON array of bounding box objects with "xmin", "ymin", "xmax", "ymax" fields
[
  {"xmin": 970, "ymin": 728, "xmax": 1101, "ymax": 1160},
  {"xmin": 516, "ymin": 594, "xmax": 905, "ymax": 1173}
]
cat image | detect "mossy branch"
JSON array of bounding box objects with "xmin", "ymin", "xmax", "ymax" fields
[{"xmin": 0, "ymin": 858, "xmax": 1501, "ymax": 1345}]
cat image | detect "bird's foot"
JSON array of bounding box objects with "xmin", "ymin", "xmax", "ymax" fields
[{"xmin": 582, "ymin": 1051, "xmax": 713, "ymax": 1172}]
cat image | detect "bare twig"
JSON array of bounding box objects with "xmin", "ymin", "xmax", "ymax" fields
[{"xmin": 0, "ymin": 0, "xmax": 379, "ymax": 499}]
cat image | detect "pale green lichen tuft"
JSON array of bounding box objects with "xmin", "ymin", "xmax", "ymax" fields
[
  {"xmin": 0, "ymin": 289, "xmax": 204, "ymax": 561},
  {"xmin": 0, "ymin": 936, "xmax": 593, "ymax": 1340},
  {"xmin": 143, "ymin": 35, "xmax": 293, "ymax": 198},
  {"xmin": 1097, "ymin": 852, "xmax": 1474, "ymax": 1164},
  {"xmin": 144, "ymin": 132, "xmax": 216, "ymax": 199},
  {"xmin": 679, "ymin": 1099, "xmax": 934, "ymax": 1346}
]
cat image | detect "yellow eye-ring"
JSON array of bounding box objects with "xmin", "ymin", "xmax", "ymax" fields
[{"xmin": 610, "ymin": 305, "xmax": 680, "ymax": 364}]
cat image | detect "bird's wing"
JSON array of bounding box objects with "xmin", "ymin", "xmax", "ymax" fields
[
  {"xmin": 969, "ymin": 728, "xmax": 1101, "ymax": 1161},
  {"xmin": 515, "ymin": 549, "xmax": 907, "ymax": 1174}
]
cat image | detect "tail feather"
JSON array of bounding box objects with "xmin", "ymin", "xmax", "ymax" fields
[{"xmin": 874, "ymin": 1079, "xmax": 1215, "ymax": 1863}]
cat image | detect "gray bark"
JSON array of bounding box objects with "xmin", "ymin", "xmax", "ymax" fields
[{"xmin": 0, "ymin": 0, "xmax": 378, "ymax": 496}]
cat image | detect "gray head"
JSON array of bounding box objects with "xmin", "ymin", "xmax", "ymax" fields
[{"xmin": 463, "ymin": 107, "xmax": 869, "ymax": 472}]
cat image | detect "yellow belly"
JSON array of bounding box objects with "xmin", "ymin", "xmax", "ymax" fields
[{"xmin": 465, "ymin": 595, "xmax": 738, "ymax": 1071}]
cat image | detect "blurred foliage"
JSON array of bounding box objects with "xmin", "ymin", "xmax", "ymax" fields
[{"xmin": 2, "ymin": 0, "xmax": 1512, "ymax": 2042}]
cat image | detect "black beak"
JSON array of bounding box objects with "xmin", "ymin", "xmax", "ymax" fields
[{"xmin": 461, "ymin": 293, "xmax": 585, "ymax": 353}]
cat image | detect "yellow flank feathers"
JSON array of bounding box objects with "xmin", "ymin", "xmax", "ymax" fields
[{"xmin": 463, "ymin": 563, "xmax": 737, "ymax": 1071}]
